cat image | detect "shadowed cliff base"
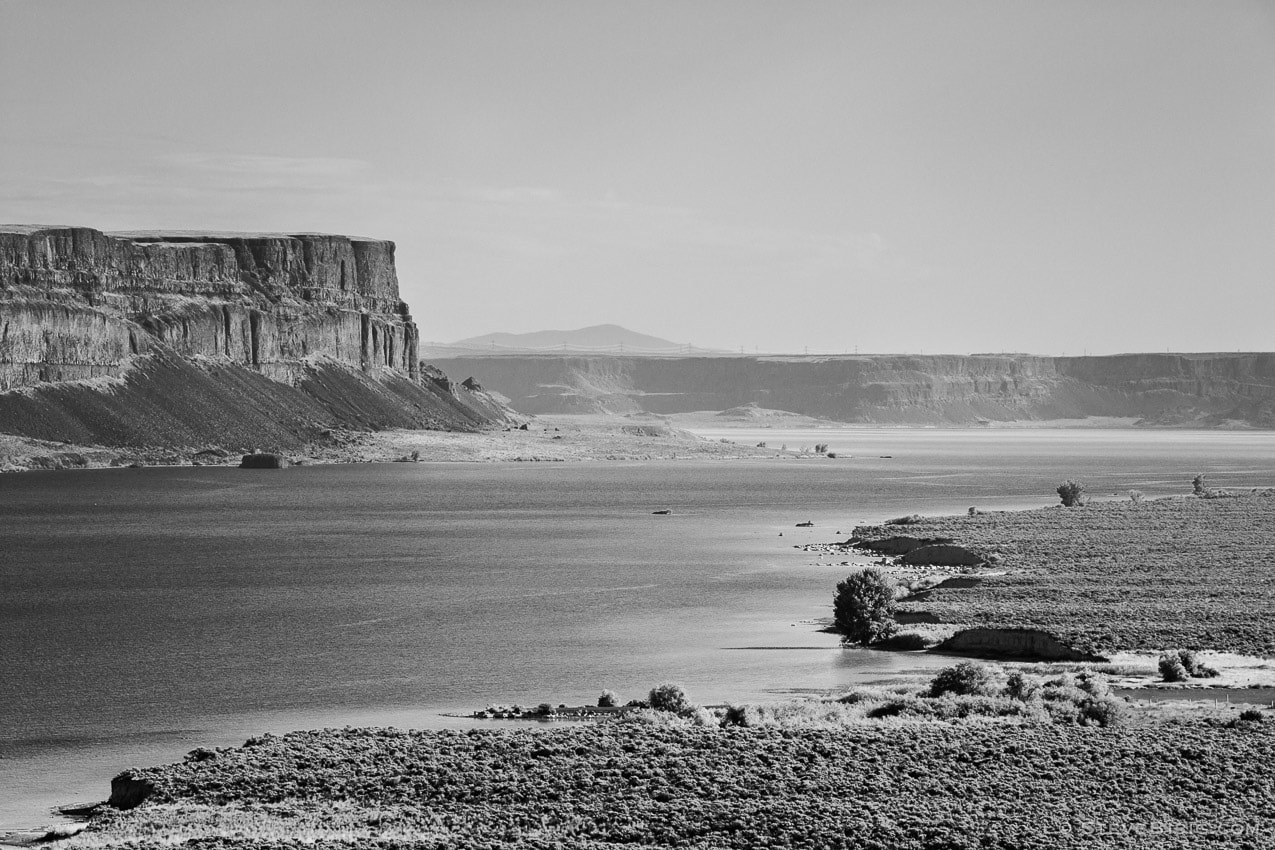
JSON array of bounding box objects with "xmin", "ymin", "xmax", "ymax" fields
[
  {"xmin": 0, "ymin": 349, "xmax": 505, "ymax": 454},
  {"xmin": 429, "ymin": 352, "xmax": 1275, "ymax": 427}
]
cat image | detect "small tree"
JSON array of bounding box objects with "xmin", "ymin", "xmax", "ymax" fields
[
  {"xmin": 648, "ymin": 682, "xmax": 693, "ymax": 714},
  {"xmin": 1158, "ymin": 653, "xmax": 1189, "ymax": 682},
  {"xmin": 597, "ymin": 689, "xmax": 620, "ymax": 708},
  {"xmin": 833, "ymin": 568, "xmax": 897, "ymax": 645},
  {"xmin": 1057, "ymin": 480, "xmax": 1085, "ymax": 507},
  {"xmin": 1192, "ymin": 474, "xmax": 1207, "ymax": 496}
]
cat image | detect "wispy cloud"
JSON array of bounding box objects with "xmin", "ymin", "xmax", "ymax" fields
[{"xmin": 163, "ymin": 153, "xmax": 372, "ymax": 178}]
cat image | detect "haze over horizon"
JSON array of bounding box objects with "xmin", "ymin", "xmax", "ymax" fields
[{"xmin": 3, "ymin": 1, "xmax": 1273, "ymax": 356}]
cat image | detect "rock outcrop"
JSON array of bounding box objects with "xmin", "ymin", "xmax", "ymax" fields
[
  {"xmin": 0, "ymin": 225, "xmax": 418, "ymax": 387},
  {"xmin": 0, "ymin": 225, "xmax": 516, "ymax": 449},
  {"xmin": 428, "ymin": 352, "xmax": 1275, "ymax": 426},
  {"xmin": 938, "ymin": 628, "xmax": 1106, "ymax": 662}
]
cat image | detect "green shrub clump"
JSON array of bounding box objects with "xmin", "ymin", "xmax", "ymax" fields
[
  {"xmin": 597, "ymin": 689, "xmax": 620, "ymax": 707},
  {"xmin": 1004, "ymin": 670, "xmax": 1041, "ymax": 701},
  {"xmin": 874, "ymin": 631, "xmax": 929, "ymax": 651},
  {"xmin": 648, "ymin": 682, "xmax": 694, "ymax": 714},
  {"xmin": 1159, "ymin": 649, "xmax": 1219, "ymax": 681},
  {"xmin": 1056, "ymin": 479, "xmax": 1085, "ymax": 507},
  {"xmin": 928, "ymin": 662, "xmax": 999, "ymax": 698},
  {"xmin": 833, "ymin": 568, "xmax": 897, "ymax": 645}
]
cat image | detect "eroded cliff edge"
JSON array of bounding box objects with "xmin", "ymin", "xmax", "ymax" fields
[
  {"xmin": 428, "ymin": 352, "xmax": 1275, "ymax": 427},
  {"xmin": 0, "ymin": 225, "xmax": 513, "ymax": 452}
]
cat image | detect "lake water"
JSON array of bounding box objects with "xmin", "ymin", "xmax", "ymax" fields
[{"xmin": 2, "ymin": 428, "xmax": 1274, "ymax": 829}]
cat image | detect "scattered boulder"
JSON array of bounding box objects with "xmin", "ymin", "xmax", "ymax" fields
[
  {"xmin": 107, "ymin": 771, "xmax": 154, "ymax": 810},
  {"xmin": 853, "ymin": 536, "xmax": 954, "ymax": 556},
  {"xmin": 239, "ymin": 453, "xmax": 285, "ymax": 469},
  {"xmin": 899, "ymin": 544, "xmax": 987, "ymax": 568}
]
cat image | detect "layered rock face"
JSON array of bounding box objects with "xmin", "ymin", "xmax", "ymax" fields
[
  {"xmin": 430, "ymin": 352, "xmax": 1275, "ymax": 426},
  {"xmin": 0, "ymin": 225, "xmax": 515, "ymax": 448},
  {"xmin": 0, "ymin": 225, "xmax": 417, "ymax": 389}
]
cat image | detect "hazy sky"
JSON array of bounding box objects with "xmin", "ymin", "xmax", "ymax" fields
[{"xmin": 3, "ymin": 1, "xmax": 1273, "ymax": 355}]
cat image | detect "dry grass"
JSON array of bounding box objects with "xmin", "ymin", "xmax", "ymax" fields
[
  {"xmin": 851, "ymin": 494, "xmax": 1275, "ymax": 657},
  {"xmin": 65, "ymin": 717, "xmax": 1275, "ymax": 849}
]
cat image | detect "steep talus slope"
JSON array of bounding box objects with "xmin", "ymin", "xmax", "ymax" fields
[
  {"xmin": 430, "ymin": 353, "xmax": 1275, "ymax": 426},
  {"xmin": 0, "ymin": 225, "xmax": 513, "ymax": 449}
]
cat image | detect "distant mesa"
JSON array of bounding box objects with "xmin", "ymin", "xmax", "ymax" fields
[
  {"xmin": 424, "ymin": 324, "xmax": 723, "ymax": 356},
  {"xmin": 424, "ymin": 348, "xmax": 1275, "ymax": 427}
]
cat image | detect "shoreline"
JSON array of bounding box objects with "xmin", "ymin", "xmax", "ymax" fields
[{"xmin": 4, "ymin": 412, "xmax": 1269, "ymax": 474}]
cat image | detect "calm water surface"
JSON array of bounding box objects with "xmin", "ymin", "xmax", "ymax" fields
[{"xmin": 2, "ymin": 428, "xmax": 1273, "ymax": 828}]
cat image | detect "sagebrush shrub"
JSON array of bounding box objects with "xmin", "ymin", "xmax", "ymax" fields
[
  {"xmin": 1159, "ymin": 653, "xmax": 1189, "ymax": 682},
  {"xmin": 1170, "ymin": 649, "xmax": 1220, "ymax": 678},
  {"xmin": 875, "ymin": 631, "xmax": 929, "ymax": 651},
  {"xmin": 929, "ymin": 662, "xmax": 998, "ymax": 697},
  {"xmin": 1057, "ymin": 480, "xmax": 1085, "ymax": 507},
  {"xmin": 1004, "ymin": 671, "xmax": 1040, "ymax": 701}
]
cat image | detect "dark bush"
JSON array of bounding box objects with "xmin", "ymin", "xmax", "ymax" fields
[
  {"xmin": 1078, "ymin": 694, "xmax": 1127, "ymax": 727},
  {"xmin": 833, "ymin": 568, "xmax": 897, "ymax": 645},
  {"xmin": 873, "ymin": 631, "xmax": 928, "ymax": 651},
  {"xmin": 1239, "ymin": 709, "xmax": 1265, "ymax": 723},
  {"xmin": 597, "ymin": 689, "xmax": 620, "ymax": 708},
  {"xmin": 1004, "ymin": 671, "xmax": 1040, "ymax": 701},
  {"xmin": 1161, "ymin": 649, "xmax": 1218, "ymax": 680},
  {"xmin": 1158, "ymin": 653, "xmax": 1189, "ymax": 682},
  {"xmin": 240, "ymin": 453, "xmax": 284, "ymax": 469},
  {"xmin": 929, "ymin": 662, "xmax": 998, "ymax": 697},
  {"xmin": 648, "ymin": 683, "xmax": 693, "ymax": 714},
  {"xmin": 1056, "ymin": 480, "xmax": 1085, "ymax": 507},
  {"xmin": 867, "ymin": 697, "xmax": 935, "ymax": 719},
  {"xmin": 1193, "ymin": 474, "xmax": 1207, "ymax": 496},
  {"xmin": 884, "ymin": 514, "xmax": 924, "ymax": 526}
]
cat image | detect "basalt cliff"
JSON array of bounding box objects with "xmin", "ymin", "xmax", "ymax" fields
[
  {"xmin": 429, "ymin": 352, "xmax": 1275, "ymax": 427},
  {"xmin": 0, "ymin": 225, "xmax": 514, "ymax": 455}
]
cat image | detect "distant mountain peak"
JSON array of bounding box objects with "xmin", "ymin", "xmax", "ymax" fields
[{"xmin": 436, "ymin": 325, "xmax": 719, "ymax": 355}]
